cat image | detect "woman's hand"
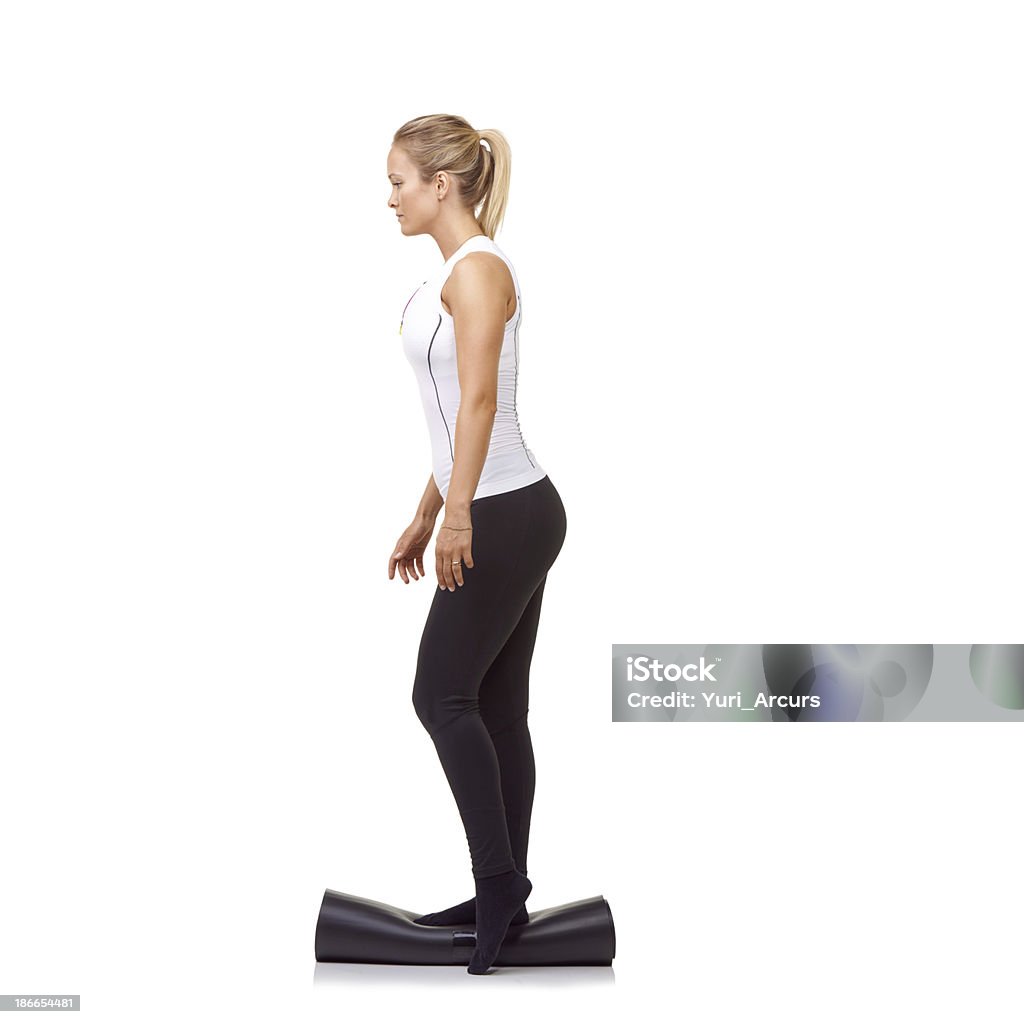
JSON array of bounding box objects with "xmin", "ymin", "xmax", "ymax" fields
[
  {"xmin": 435, "ymin": 508, "xmax": 475, "ymax": 591},
  {"xmin": 389, "ymin": 517, "xmax": 435, "ymax": 584}
]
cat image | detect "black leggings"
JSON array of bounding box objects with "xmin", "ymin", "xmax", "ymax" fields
[{"xmin": 412, "ymin": 474, "xmax": 567, "ymax": 879}]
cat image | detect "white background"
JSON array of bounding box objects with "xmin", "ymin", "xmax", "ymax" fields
[{"xmin": 2, "ymin": 1, "xmax": 1021, "ymax": 1021}]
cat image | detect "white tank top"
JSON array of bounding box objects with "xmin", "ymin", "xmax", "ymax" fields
[{"xmin": 399, "ymin": 233, "xmax": 546, "ymax": 501}]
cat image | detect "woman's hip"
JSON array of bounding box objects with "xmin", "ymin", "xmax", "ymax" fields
[{"xmin": 469, "ymin": 475, "xmax": 565, "ymax": 563}]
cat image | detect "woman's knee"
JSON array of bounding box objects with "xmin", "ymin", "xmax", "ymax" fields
[
  {"xmin": 411, "ymin": 679, "xmax": 435, "ymax": 731},
  {"xmin": 412, "ymin": 678, "xmax": 479, "ymax": 736},
  {"xmin": 482, "ymin": 706, "xmax": 530, "ymax": 738}
]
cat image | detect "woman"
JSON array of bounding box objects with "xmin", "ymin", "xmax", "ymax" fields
[{"xmin": 385, "ymin": 114, "xmax": 567, "ymax": 975}]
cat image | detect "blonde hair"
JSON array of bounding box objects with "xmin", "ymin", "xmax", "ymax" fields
[{"xmin": 392, "ymin": 114, "xmax": 511, "ymax": 239}]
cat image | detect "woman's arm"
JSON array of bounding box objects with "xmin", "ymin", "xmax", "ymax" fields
[
  {"xmin": 415, "ymin": 473, "xmax": 444, "ymax": 526},
  {"xmin": 430, "ymin": 251, "xmax": 512, "ymax": 591}
]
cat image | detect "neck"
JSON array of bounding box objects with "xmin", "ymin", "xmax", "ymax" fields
[{"xmin": 436, "ymin": 223, "xmax": 486, "ymax": 262}]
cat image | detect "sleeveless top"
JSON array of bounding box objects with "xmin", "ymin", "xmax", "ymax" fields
[{"xmin": 399, "ymin": 233, "xmax": 546, "ymax": 501}]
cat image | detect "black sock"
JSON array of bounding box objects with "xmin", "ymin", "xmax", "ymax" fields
[
  {"xmin": 467, "ymin": 868, "xmax": 533, "ymax": 975},
  {"xmin": 413, "ymin": 860, "xmax": 530, "ymax": 927},
  {"xmin": 413, "ymin": 892, "xmax": 529, "ymax": 927}
]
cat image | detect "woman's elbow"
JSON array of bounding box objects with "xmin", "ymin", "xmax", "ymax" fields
[{"xmin": 462, "ymin": 392, "xmax": 498, "ymax": 416}]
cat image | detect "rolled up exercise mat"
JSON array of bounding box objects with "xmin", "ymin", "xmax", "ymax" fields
[{"xmin": 315, "ymin": 889, "xmax": 616, "ymax": 967}]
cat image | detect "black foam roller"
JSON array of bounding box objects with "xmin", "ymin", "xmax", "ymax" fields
[{"xmin": 315, "ymin": 889, "xmax": 615, "ymax": 966}]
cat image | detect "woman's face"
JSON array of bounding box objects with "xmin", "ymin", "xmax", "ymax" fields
[{"xmin": 387, "ymin": 146, "xmax": 434, "ymax": 235}]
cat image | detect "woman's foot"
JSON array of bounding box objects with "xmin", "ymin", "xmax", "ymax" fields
[
  {"xmin": 467, "ymin": 868, "xmax": 533, "ymax": 975},
  {"xmin": 414, "ymin": 895, "xmax": 529, "ymax": 927}
]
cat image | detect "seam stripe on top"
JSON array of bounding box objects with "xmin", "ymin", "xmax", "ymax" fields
[
  {"xmin": 510, "ymin": 297, "xmax": 535, "ymax": 468},
  {"xmin": 400, "ymin": 279, "xmax": 428, "ymax": 335},
  {"xmin": 426, "ymin": 313, "xmax": 455, "ymax": 461}
]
